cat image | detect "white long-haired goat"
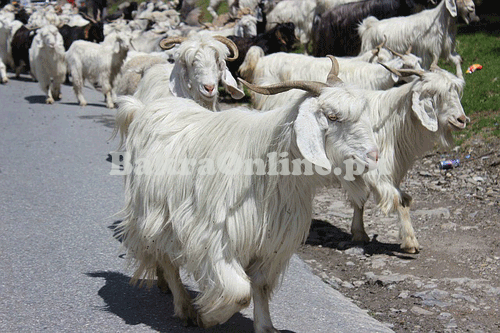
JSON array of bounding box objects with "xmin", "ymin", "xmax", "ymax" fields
[
  {"xmin": 28, "ymin": 25, "xmax": 67, "ymax": 104},
  {"xmin": 115, "ymin": 57, "xmax": 379, "ymax": 332},
  {"xmin": 66, "ymin": 34, "xmax": 132, "ymax": 108},
  {"xmin": 0, "ymin": 16, "xmax": 22, "ymax": 83},
  {"xmin": 114, "ymin": 32, "xmax": 245, "ymax": 144},
  {"xmin": 239, "ymin": 45, "xmax": 422, "ymax": 110},
  {"xmin": 114, "ymin": 52, "xmax": 172, "ymax": 97},
  {"xmin": 266, "ymin": 0, "xmax": 316, "ymax": 46},
  {"xmin": 358, "ymin": 0, "xmax": 479, "ymax": 78},
  {"xmin": 346, "ymin": 64, "xmax": 469, "ymax": 253}
]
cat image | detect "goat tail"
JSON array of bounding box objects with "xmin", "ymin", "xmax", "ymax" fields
[
  {"xmin": 238, "ymin": 46, "xmax": 265, "ymax": 82},
  {"xmin": 357, "ymin": 16, "xmax": 379, "ymax": 38},
  {"xmin": 111, "ymin": 95, "xmax": 144, "ymax": 149}
]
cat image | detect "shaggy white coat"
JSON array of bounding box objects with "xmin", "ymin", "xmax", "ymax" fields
[
  {"xmin": 266, "ymin": 0, "xmax": 316, "ymax": 45},
  {"xmin": 0, "ymin": 17, "xmax": 22, "ymax": 83},
  {"xmin": 115, "ymin": 52, "xmax": 172, "ymax": 96},
  {"xmin": 347, "ymin": 68, "xmax": 468, "ymax": 253},
  {"xmin": 239, "ymin": 48, "xmax": 422, "ymax": 110},
  {"xmin": 65, "ymin": 35, "xmax": 131, "ymax": 108},
  {"xmin": 29, "ymin": 25, "xmax": 67, "ymax": 104},
  {"xmin": 358, "ymin": 0, "xmax": 477, "ymax": 78},
  {"xmin": 116, "ymin": 80, "xmax": 379, "ymax": 332},
  {"xmin": 114, "ymin": 32, "xmax": 244, "ymax": 146}
]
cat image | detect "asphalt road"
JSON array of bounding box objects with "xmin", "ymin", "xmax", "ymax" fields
[{"xmin": 0, "ymin": 76, "xmax": 393, "ymax": 332}]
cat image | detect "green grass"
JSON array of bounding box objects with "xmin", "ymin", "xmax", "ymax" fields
[
  {"xmin": 439, "ymin": 29, "xmax": 500, "ymax": 144},
  {"xmin": 197, "ymin": 0, "xmax": 229, "ymax": 22}
]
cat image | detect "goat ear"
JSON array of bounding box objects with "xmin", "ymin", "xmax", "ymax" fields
[
  {"xmin": 445, "ymin": 0, "xmax": 458, "ymax": 17},
  {"xmin": 169, "ymin": 63, "xmax": 188, "ymax": 98},
  {"xmin": 294, "ymin": 98, "xmax": 331, "ymax": 171},
  {"xmin": 411, "ymin": 91, "xmax": 438, "ymax": 132},
  {"xmin": 221, "ymin": 68, "xmax": 245, "ymax": 100},
  {"xmin": 113, "ymin": 40, "xmax": 120, "ymax": 53}
]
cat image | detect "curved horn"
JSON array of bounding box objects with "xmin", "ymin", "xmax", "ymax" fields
[
  {"xmin": 372, "ymin": 35, "xmax": 387, "ymax": 56},
  {"xmin": 238, "ymin": 78, "xmax": 328, "ymax": 97},
  {"xmin": 429, "ymin": 58, "xmax": 441, "ymax": 72},
  {"xmin": 326, "ymin": 55, "xmax": 342, "ymax": 85},
  {"xmin": 405, "ymin": 44, "xmax": 412, "ymax": 55},
  {"xmin": 379, "ymin": 62, "xmax": 425, "ymax": 78},
  {"xmin": 212, "ymin": 35, "xmax": 239, "ymax": 61},
  {"xmin": 385, "ymin": 45, "xmax": 405, "ymax": 59},
  {"xmin": 159, "ymin": 36, "xmax": 187, "ymax": 50},
  {"xmin": 81, "ymin": 12, "xmax": 97, "ymax": 24}
]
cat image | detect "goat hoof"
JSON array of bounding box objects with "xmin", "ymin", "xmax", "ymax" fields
[
  {"xmin": 179, "ymin": 305, "xmax": 199, "ymax": 327},
  {"xmin": 79, "ymin": 102, "xmax": 87, "ymax": 107},
  {"xmin": 351, "ymin": 233, "xmax": 370, "ymax": 243},
  {"xmin": 401, "ymin": 246, "xmax": 419, "ymax": 254},
  {"xmin": 46, "ymin": 98, "xmax": 54, "ymax": 104},
  {"xmin": 1, "ymin": 78, "xmax": 8, "ymax": 84},
  {"xmin": 157, "ymin": 280, "xmax": 171, "ymax": 294},
  {"xmin": 256, "ymin": 326, "xmax": 280, "ymax": 333},
  {"xmin": 401, "ymin": 238, "xmax": 420, "ymax": 254}
]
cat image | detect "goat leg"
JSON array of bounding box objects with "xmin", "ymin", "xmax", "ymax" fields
[
  {"xmin": 157, "ymin": 257, "xmax": 197, "ymax": 326},
  {"xmin": 351, "ymin": 205, "xmax": 370, "ymax": 243},
  {"xmin": 397, "ymin": 193, "xmax": 419, "ymax": 253}
]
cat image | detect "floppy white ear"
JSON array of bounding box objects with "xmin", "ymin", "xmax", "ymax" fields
[
  {"xmin": 36, "ymin": 36, "xmax": 44, "ymax": 48},
  {"xmin": 389, "ymin": 58, "xmax": 404, "ymax": 83},
  {"xmin": 294, "ymin": 98, "xmax": 331, "ymax": 171},
  {"xmin": 445, "ymin": 0, "xmax": 458, "ymax": 17},
  {"xmin": 113, "ymin": 40, "xmax": 120, "ymax": 53},
  {"xmin": 412, "ymin": 91, "xmax": 438, "ymax": 132},
  {"xmin": 169, "ymin": 63, "xmax": 188, "ymax": 98},
  {"xmin": 221, "ymin": 67, "xmax": 245, "ymax": 99}
]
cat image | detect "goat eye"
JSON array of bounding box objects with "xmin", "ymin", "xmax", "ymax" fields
[{"xmin": 328, "ymin": 114, "xmax": 338, "ymax": 121}]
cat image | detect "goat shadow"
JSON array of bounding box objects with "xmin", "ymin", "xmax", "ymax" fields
[
  {"xmin": 8, "ymin": 75, "xmax": 35, "ymax": 83},
  {"xmin": 306, "ymin": 219, "xmax": 416, "ymax": 259},
  {"xmin": 60, "ymin": 101, "xmax": 108, "ymax": 108},
  {"xmin": 78, "ymin": 114, "xmax": 115, "ymax": 129},
  {"xmin": 104, "ymin": 221, "xmax": 295, "ymax": 333},
  {"xmin": 24, "ymin": 95, "xmax": 47, "ymax": 104},
  {"xmin": 86, "ymin": 271, "xmax": 270, "ymax": 333}
]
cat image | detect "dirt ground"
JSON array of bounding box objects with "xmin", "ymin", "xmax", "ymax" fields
[{"xmin": 297, "ymin": 135, "xmax": 500, "ymax": 332}]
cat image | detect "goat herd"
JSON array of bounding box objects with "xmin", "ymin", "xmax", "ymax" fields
[{"xmin": 1, "ymin": 0, "xmax": 479, "ymax": 332}]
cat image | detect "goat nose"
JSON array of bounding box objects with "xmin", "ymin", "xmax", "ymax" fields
[
  {"xmin": 204, "ymin": 84, "xmax": 215, "ymax": 93},
  {"xmin": 457, "ymin": 115, "xmax": 469, "ymax": 125},
  {"xmin": 367, "ymin": 149, "xmax": 379, "ymax": 163}
]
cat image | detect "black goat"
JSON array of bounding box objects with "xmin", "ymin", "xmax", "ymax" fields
[
  {"xmin": 10, "ymin": 25, "xmax": 36, "ymax": 77},
  {"xmin": 227, "ymin": 22, "xmax": 298, "ymax": 78},
  {"xmin": 105, "ymin": 1, "xmax": 138, "ymax": 21},
  {"xmin": 58, "ymin": 21, "xmax": 105, "ymax": 51},
  {"xmin": 14, "ymin": 8, "xmax": 30, "ymax": 25},
  {"xmin": 312, "ymin": 0, "xmax": 431, "ymax": 57}
]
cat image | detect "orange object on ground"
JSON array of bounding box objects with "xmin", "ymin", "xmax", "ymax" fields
[{"xmin": 466, "ymin": 64, "xmax": 483, "ymax": 74}]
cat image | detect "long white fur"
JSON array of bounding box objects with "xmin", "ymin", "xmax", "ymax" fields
[
  {"xmin": 27, "ymin": 6, "xmax": 61, "ymax": 29},
  {"xmin": 347, "ymin": 67, "xmax": 468, "ymax": 253},
  {"xmin": 113, "ymin": 31, "xmax": 244, "ymax": 146},
  {"xmin": 116, "ymin": 77, "xmax": 378, "ymax": 331},
  {"xmin": 29, "ymin": 25, "xmax": 66, "ymax": 104},
  {"xmin": 266, "ymin": 0, "xmax": 316, "ymax": 45},
  {"xmin": 358, "ymin": 0, "xmax": 477, "ymax": 78},
  {"xmin": 65, "ymin": 34, "xmax": 131, "ymax": 108},
  {"xmin": 115, "ymin": 52, "xmax": 172, "ymax": 96},
  {"xmin": 0, "ymin": 16, "xmax": 22, "ymax": 83},
  {"xmin": 239, "ymin": 48, "xmax": 422, "ymax": 110}
]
